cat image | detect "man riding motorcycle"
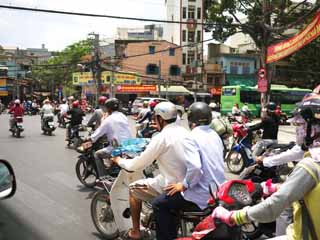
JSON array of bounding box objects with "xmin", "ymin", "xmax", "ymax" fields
[
  {"xmin": 112, "ymin": 102, "xmax": 196, "ymax": 240},
  {"xmin": 88, "ymin": 98, "xmax": 132, "ymax": 180},
  {"xmin": 86, "ymin": 96, "xmax": 108, "ymax": 130},
  {"xmin": 151, "ymin": 102, "xmax": 226, "ymax": 240},
  {"xmin": 9, "ymin": 99, "xmax": 24, "ymax": 131},
  {"xmin": 65, "ymin": 100, "xmax": 85, "ymax": 141},
  {"xmin": 250, "ymin": 102, "xmax": 280, "ymax": 160},
  {"xmin": 213, "ymin": 93, "xmax": 320, "ymax": 240},
  {"xmin": 40, "ymin": 99, "xmax": 54, "ymax": 130},
  {"xmin": 58, "ymin": 98, "xmax": 69, "ymax": 126}
]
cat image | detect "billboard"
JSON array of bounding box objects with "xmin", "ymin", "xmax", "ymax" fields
[
  {"xmin": 73, "ymin": 71, "xmax": 141, "ymax": 86},
  {"xmin": 116, "ymin": 85, "xmax": 156, "ymax": 93},
  {"xmin": 267, "ymin": 11, "xmax": 320, "ymax": 63}
]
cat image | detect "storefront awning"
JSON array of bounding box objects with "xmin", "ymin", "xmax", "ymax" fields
[{"xmin": 157, "ymin": 85, "xmax": 193, "ymax": 96}]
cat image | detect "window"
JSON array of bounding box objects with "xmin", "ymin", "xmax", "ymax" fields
[
  {"xmin": 187, "ymin": 51, "xmax": 195, "ymax": 64},
  {"xmin": 222, "ymin": 88, "xmax": 236, "ymax": 96},
  {"xmin": 197, "ymin": 7, "xmax": 201, "ymax": 19},
  {"xmin": 188, "ymin": 31, "xmax": 195, "ymax": 42},
  {"xmin": 146, "ymin": 64, "xmax": 159, "ymax": 75},
  {"xmin": 188, "ymin": 6, "xmax": 195, "ymax": 19},
  {"xmin": 242, "ymin": 63, "xmax": 250, "ymax": 74},
  {"xmin": 182, "ymin": 30, "xmax": 186, "ymax": 42},
  {"xmin": 182, "ymin": 53, "xmax": 186, "ymax": 65},
  {"xmin": 240, "ymin": 90, "xmax": 260, "ymax": 104},
  {"xmin": 169, "ymin": 48, "xmax": 175, "ymax": 56},
  {"xmin": 169, "ymin": 65, "xmax": 181, "ymax": 76},
  {"xmin": 149, "ymin": 46, "xmax": 155, "ymax": 54},
  {"xmin": 183, "ymin": 7, "xmax": 187, "ymax": 19},
  {"xmin": 197, "ymin": 30, "xmax": 201, "ymax": 42},
  {"xmin": 230, "ymin": 62, "xmax": 238, "ymax": 74}
]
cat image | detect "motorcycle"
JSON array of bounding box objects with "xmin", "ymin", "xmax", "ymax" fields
[
  {"xmin": 75, "ymin": 138, "xmax": 120, "ymax": 188},
  {"xmin": 178, "ymin": 179, "xmax": 269, "ymax": 240},
  {"xmin": 10, "ymin": 116, "xmax": 24, "ymax": 138},
  {"xmin": 66, "ymin": 123, "xmax": 83, "ymax": 149},
  {"xmin": 91, "ymin": 138, "xmax": 209, "ymax": 239},
  {"xmin": 41, "ymin": 116, "xmax": 56, "ymax": 136}
]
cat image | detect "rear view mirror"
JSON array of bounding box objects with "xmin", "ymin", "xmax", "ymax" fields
[{"xmin": 0, "ymin": 160, "xmax": 16, "ymax": 199}]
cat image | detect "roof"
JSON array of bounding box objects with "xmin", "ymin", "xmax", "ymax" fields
[
  {"xmin": 115, "ymin": 39, "xmax": 179, "ymax": 47},
  {"xmin": 157, "ymin": 85, "xmax": 193, "ymax": 95}
]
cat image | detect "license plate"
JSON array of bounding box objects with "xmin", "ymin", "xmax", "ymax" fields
[
  {"xmin": 48, "ymin": 122, "xmax": 54, "ymax": 126},
  {"xmin": 17, "ymin": 123, "xmax": 23, "ymax": 127}
]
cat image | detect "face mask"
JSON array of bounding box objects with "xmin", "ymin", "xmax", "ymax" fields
[{"xmin": 296, "ymin": 124, "xmax": 306, "ymax": 146}]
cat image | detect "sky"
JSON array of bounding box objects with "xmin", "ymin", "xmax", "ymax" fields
[{"xmin": 0, "ymin": 0, "xmax": 174, "ymax": 50}]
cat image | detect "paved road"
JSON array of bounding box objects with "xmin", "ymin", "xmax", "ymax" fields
[{"xmin": 0, "ymin": 114, "xmax": 295, "ymax": 240}]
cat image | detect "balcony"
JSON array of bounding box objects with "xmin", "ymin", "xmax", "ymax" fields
[{"xmin": 186, "ymin": 19, "xmax": 197, "ymax": 30}]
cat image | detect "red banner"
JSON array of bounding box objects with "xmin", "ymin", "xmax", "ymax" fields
[
  {"xmin": 267, "ymin": 11, "xmax": 320, "ymax": 64},
  {"xmin": 210, "ymin": 87, "xmax": 222, "ymax": 95},
  {"xmin": 116, "ymin": 85, "xmax": 156, "ymax": 93}
]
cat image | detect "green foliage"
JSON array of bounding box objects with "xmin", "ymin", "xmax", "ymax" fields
[
  {"xmin": 32, "ymin": 39, "xmax": 91, "ymax": 91},
  {"xmin": 204, "ymin": 0, "xmax": 319, "ymax": 48}
]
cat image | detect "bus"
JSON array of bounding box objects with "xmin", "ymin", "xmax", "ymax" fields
[{"xmin": 221, "ymin": 85, "xmax": 312, "ymax": 116}]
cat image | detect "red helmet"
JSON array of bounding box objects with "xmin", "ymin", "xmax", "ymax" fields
[
  {"xmin": 98, "ymin": 96, "xmax": 107, "ymax": 105},
  {"xmin": 72, "ymin": 100, "xmax": 80, "ymax": 108},
  {"xmin": 149, "ymin": 100, "xmax": 158, "ymax": 108}
]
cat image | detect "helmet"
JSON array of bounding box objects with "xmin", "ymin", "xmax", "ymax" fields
[
  {"xmin": 44, "ymin": 99, "xmax": 50, "ymax": 104},
  {"xmin": 298, "ymin": 95, "xmax": 320, "ymax": 123},
  {"xmin": 98, "ymin": 96, "xmax": 107, "ymax": 105},
  {"xmin": 68, "ymin": 96, "xmax": 75, "ymax": 101},
  {"xmin": 265, "ymin": 102, "xmax": 276, "ymax": 111},
  {"xmin": 209, "ymin": 102, "xmax": 217, "ymax": 109},
  {"xmin": 14, "ymin": 99, "xmax": 20, "ymax": 104},
  {"xmin": 72, "ymin": 100, "xmax": 80, "ymax": 108},
  {"xmin": 154, "ymin": 102, "xmax": 177, "ymax": 120},
  {"xmin": 62, "ymin": 98, "xmax": 67, "ymax": 103},
  {"xmin": 105, "ymin": 98, "xmax": 120, "ymax": 111},
  {"xmin": 188, "ymin": 102, "xmax": 212, "ymax": 126},
  {"xmin": 143, "ymin": 101, "xmax": 149, "ymax": 108},
  {"xmin": 149, "ymin": 100, "xmax": 158, "ymax": 108}
]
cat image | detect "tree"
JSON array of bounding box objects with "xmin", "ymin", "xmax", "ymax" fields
[
  {"xmin": 204, "ymin": 0, "xmax": 320, "ymax": 104},
  {"xmin": 31, "ymin": 39, "xmax": 91, "ymax": 97}
]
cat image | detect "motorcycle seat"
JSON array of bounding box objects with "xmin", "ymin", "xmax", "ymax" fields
[{"xmin": 180, "ymin": 207, "xmax": 212, "ymax": 218}]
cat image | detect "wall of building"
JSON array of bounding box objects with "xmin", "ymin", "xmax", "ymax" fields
[{"xmin": 119, "ymin": 40, "xmax": 182, "ymax": 84}]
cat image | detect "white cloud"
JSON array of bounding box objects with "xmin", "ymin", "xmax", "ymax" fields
[{"xmin": 0, "ymin": 0, "xmax": 166, "ymax": 50}]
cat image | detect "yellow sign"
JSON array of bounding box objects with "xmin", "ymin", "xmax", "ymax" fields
[
  {"xmin": 73, "ymin": 71, "xmax": 141, "ymax": 86},
  {"xmin": 0, "ymin": 91, "xmax": 8, "ymax": 96},
  {"xmin": 0, "ymin": 79, "xmax": 6, "ymax": 87}
]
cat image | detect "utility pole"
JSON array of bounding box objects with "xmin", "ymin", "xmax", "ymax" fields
[
  {"xmin": 193, "ymin": 43, "xmax": 199, "ymax": 103},
  {"xmin": 110, "ymin": 63, "xmax": 115, "ymax": 98},
  {"xmin": 89, "ymin": 33, "xmax": 102, "ymax": 101},
  {"xmin": 158, "ymin": 60, "xmax": 161, "ymax": 97}
]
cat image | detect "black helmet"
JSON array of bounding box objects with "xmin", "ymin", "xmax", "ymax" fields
[
  {"xmin": 188, "ymin": 102, "xmax": 212, "ymax": 126},
  {"xmin": 266, "ymin": 102, "xmax": 276, "ymax": 111},
  {"xmin": 298, "ymin": 94, "xmax": 320, "ymax": 123},
  {"xmin": 105, "ymin": 98, "xmax": 120, "ymax": 111}
]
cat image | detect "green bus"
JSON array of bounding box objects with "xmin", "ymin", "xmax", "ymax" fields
[{"xmin": 221, "ymin": 85, "xmax": 312, "ymax": 116}]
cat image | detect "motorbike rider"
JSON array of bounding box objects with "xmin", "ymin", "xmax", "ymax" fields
[
  {"xmin": 212, "ymin": 93, "xmax": 320, "ymax": 240},
  {"xmin": 86, "ymin": 96, "xmax": 108, "ymax": 130},
  {"xmin": 40, "ymin": 99, "xmax": 54, "ymax": 129},
  {"xmin": 65, "ymin": 100, "xmax": 85, "ymax": 141},
  {"xmin": 232, "ymin": 103, "xmax": 241, "ymax": 116},
  {"xmin": 112, "ymin": 102, "xmax": 197, "ymax": 240},
  {"xmin": 88, "ymin": 98, "xmax": 132, "ymax": 180},
  {"xmin": 58, "ymin": 98, "xmax": 69, "ymax": 126},
  {"xmin": 250, "ymin": 102, "xmax": 280, "ymax": 160},
  {"xmin": 151, "ymin": 102, "xmax": 226, "ymax": 240},
  {"xmin": 209, "ymin": 102, "xmax": 221, "ymax": 119},
  {"xmin": 9, "ymin": 99, "xmax": 24, "ymax": 130}
]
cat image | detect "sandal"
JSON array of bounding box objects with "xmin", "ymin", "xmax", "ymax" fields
[{"xmin": 121, "ymin": 229, "xmax": 142, "ymax": 240}]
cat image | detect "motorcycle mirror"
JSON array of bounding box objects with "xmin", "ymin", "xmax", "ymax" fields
[
  {"xmin": 209, "ymin": 181, "xmax": 219, "ymax": 199},
  {"xmin": 0, "ymin": 160, "xmax": 17, "ymax": 199}
]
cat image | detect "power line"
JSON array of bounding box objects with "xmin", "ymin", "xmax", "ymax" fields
[{"xmin": 0, "ymin": 4, "xmax": 215, "ymax": 26}]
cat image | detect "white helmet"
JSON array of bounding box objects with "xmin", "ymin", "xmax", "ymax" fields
[
  {"xmin": 154, "ymin": 102, "xmax": 177, "ymax": 120},
  {"xmin": 14, "ymin": 99, "xmax": 20, "ymax": 104},
  {"xmin": 209, "ymin": 102, "xmax": 217, "ymax": 109}
]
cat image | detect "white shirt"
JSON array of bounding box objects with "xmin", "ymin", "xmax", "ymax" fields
[
  {"xmin": 182, "ymin": 126, "xmax": 225, "ymax": 209},
  {"xmin": 242, "ymin": 105, "xmax": 249, "ymax": 112},
  {"xmin": 263, "ymin": 144, "xmax": 304, "ymax": 167},
  {"xmin": 211, "ymin": 111, "xmax": 221, "ymax": 119},
  {"xmin": 41, "ymin": 104, "xmax": 54, "ymax": 117},
  {"xmin": 232, "ymin": 106, "xmax": 240, "ymax": 115},
  {"xmin": 59, "ymin": 104, "xmax": 69, "ymax": 115},
  {"xmin": 91, "ymin": 111, "xmax": 132, "ymax": 151},
  {"xmin": 118, "ymin": 123, "xmax": 191, "ymax": 193}
]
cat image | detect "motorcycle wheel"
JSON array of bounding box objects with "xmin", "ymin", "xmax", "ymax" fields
[
  {"xmin": 225, "ymin": 150, "xmax": 245, "ymax": 174},
  {"xmin": 91, "ymin": 190, "xmax": 119, "ymax": 239},
  {"xmin": 241, "ymin": 222, "xmax": 263, "ymax": 239},
  {"xmin": 75, "ymin": 158, "xmax": 97, "ymax": 188},
  {"xmin": 16, "ymin": 130, "xmax": 21, "ymax": 138}
]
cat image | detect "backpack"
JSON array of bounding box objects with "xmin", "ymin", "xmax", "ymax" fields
[{"xmin": 209, "ymin": 117, "xmax": 233, "ymax": 137}]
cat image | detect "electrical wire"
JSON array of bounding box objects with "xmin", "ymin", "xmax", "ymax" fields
[{"xmin": 0, "ymin": 4, "xmax": 215, "ymax": 26}]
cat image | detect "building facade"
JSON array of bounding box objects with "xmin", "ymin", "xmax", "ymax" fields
[
  {"xmin": 115, "ymin": 40, "xmax": 182, "ymax": 85},
  {"xmin": 164, "ymin": 0, "xmax": 204, "ymax": 83},
  {"xmin": 117, "ymin": 25, "xmax": 163, "ymax": 40}
]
